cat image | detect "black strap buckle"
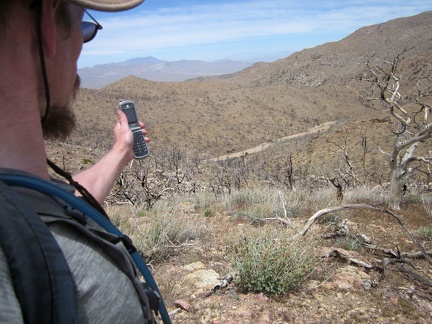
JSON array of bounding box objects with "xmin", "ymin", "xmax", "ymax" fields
[{"xmin": 142, "ymin": 284, "xmax": 161, "ymax": 316}]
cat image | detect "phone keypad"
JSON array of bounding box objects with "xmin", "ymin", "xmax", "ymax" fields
[{"xmin": 133, "ymin": 131, "xmax": 149, "ymax": 158}]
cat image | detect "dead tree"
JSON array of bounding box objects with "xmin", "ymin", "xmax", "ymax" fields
[
  {"xmin": 329, "ymin": 177, "xmax": 343, "ymax": 202},
  {"xmin": 327, "ymin": 135, "xmax": 361, "ymax": 189},
  {"xmin": 365, "ymin": 56, "xmax": 432, "ymax": 210},
  {"xmin": 283, "ymin": 154, "xmax": 295, "ymax": 190}
]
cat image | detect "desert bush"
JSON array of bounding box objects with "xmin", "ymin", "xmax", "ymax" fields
[
  {"xmin": 110, "ymin": 202, "xmax": 206, "ymax": 262},
  {"xmin": 203, "ymin": 208, "xmax": 214, "ymax": 217},
  {"xmin": 192, "ymin": 191, "xmax": 216, "ymax": 211},
  {"xmin": 342, "ymin": 184, "xmax": 387, "ymax": 205},
  {"xmin": 422, "ymin": 194, "xmax": 432, "ymax": 217},
  {"xmin": 417, "ymin": 226, "xmax": 432, "ymax": 241},
  {"xmin": 138, "ymin": 211, "xmax": 201, "ymax": 261},
  {"xmin": 403, "ymin": 193, "xmax": 424, "ymax": 204},
  {"xmin": 223, "ymin": 187, "xmax": 308, "ymax": 222},
  {"xmin": 315, "ymin": 213, "xmax": 339, "ymax": 225},
  {"xmin": 223, "ymin": 187, "xmax": 272, "ymax": 210},
  {"xmin": 230, "ymin": 226, "xmax": 319, "ymax": 296},
  {"xmin": 307, "ymin": 184, "xmax": 386, "ymax": 212},
  {"xmin": 335, "ymin": 236, "xmax": 363, "ymax": 251},
  {"xmin": 308, "ymin": 187, "xmax": 339, "ymax": 210}
]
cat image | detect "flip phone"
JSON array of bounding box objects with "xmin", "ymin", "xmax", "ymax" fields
[{"xmin": 119, "ymin": 100, "xmax": 149, "ymax": 159}]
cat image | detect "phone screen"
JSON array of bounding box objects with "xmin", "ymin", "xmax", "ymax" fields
[{"xmin": 124, "ymin": 107, "xmax": 138, "ymax": 124}]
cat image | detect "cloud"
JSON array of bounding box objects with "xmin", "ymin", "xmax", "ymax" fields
[{"xmin": 79, "ymin": 0, "xmax": 432, "ymax": 67}]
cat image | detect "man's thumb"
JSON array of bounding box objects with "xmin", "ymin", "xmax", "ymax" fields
[{"xmin": 117, "ymin": 110, "xmax": 128, "ymax": 125}]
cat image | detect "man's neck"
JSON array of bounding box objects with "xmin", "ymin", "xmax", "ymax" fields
[
  {"xmin": 0, "ymin": 90, "xmax": 50, "ymax": 179},
  {"xmin": 0, "ymin": 13, "xmax": 50, "ymax": 180}
]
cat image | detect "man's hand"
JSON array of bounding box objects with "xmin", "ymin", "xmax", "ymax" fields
[
  {"xmin": 113, "ymin": 110, "xmax": 150, "ymax": 163},
  {"xmin": 72, "ymin": 110, "xmax": 150, "ymax": 204}
]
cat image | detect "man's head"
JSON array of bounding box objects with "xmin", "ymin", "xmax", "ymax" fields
[
  {"xmin": 0, "ymin": 0, "xmax": 146, "ymax": 178},
  {"xmin": 1, "ymin": 0, "xmax": 144, "ymax": 140}
]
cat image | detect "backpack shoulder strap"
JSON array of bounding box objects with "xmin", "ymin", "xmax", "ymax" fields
[
  {"xmin": 0, "ymin": 171, "xmax": 170, "ymax": 324},
  {"xmin": 0, "ymin": 180, "xmax": 77, "ymax": 324}
]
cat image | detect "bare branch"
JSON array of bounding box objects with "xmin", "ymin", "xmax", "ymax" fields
[
  {"xmin": 293, "ymin": 204, "xmax": 432, "ymax": 266},
  {"xmin": 378, "ymin": 146, "xmax": 390, "ymax": 157},
  {"xmin": 294, "ymin": 204, "xmax": 374, "ymax": 239},
  {"xmin": 404, "ymin": 156, "xmax": 432, "ymax": 166}
]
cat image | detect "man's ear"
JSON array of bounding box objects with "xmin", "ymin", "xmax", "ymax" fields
[{"xmin": 39, "ymin": 0, "xmax": 61, "ymax": 57}]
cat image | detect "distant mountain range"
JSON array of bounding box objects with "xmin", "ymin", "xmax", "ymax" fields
[{"xmin": 78, "ymin": 57, "xmax": 254, "ymax": 89}]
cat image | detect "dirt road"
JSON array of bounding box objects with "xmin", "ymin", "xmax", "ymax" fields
[{"xmin": 208, "ymin": 121, "xmax": 336, "ymax": 162}]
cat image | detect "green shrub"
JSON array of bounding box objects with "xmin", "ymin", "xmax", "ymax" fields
[
  {"xmin": 226, "ymin": 187, "xmax": 308, "ymax": 222},
  {"xmin": 111, "ymin": 204, "xmax": 206, "ymax": 263},
  {"xmin": 316, "ymin": 213, "xmax": 339, "ymax": 225},
  {"xmin": 422, "ymin": 194, "xmax": 432, "ymax": 217},
  {"xmin": 138, "ymin": 211, "xmax": 204, "ymax": 262},
  {"xmin": 193, "ymin": 191, "xmax": 215, "ymax": 211},
  {"xmin": 418, "ymin": 226, "xmax": 432, "ymax": 241},
  {"xmin": 336, "ymin": 237, "xmax": 363, "ymax": 251},
  {"xmin": 81, "ymin": 158, "xmax": 93, "ymax": 165},
  {"xmin": 343, "ymin": 184, "xmax": 386, "ymax": 204},
  {"xmin": 204, "ymin": 208, "xmax": 213, "ymax": 217},
  {"xmin": 230, "ymin": 227, "xmax": 318, "ymax": 296}
]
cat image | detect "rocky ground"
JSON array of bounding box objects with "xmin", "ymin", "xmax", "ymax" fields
[{"xmin": 153, "ymin": 204, "xmax": 432, "ymax": 323}]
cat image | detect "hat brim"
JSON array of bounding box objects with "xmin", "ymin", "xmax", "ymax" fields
[{"xmin": 68, "ymin": 0, "xmax": 144, "ymax": 12}]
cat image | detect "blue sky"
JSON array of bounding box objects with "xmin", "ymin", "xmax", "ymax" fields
[{"xmin": 78, "ymin": 0, "xmax": 432, "ymax": 68}]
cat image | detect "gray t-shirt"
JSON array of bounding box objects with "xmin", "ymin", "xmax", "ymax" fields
[{"xmin": 0, "ymin": 182, "xmax": 151, "ymax": 323}]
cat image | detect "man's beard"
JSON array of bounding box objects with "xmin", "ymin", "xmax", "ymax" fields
[{"xmin": 42, "ymin": 76, "xmax": 80, "ymax": 141}]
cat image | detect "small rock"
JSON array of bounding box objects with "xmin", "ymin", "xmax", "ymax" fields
[
  {"xmin": 183, "ymin": 261, "xmax": 206, "ymax": 272},
  {"xmin": 183, "ymin": 269, "xmax": 221, "ymax": 295},
  {"xmin": 254, "ymin": 293, "xmax": 269, "ymax": 302},
  {"xmin": 175, "ymin": 299, "xmax": 191, "ymax": 311},
  {"xmin": 362, "ymin": 279, "xmax": 378, "ymax": 291}
]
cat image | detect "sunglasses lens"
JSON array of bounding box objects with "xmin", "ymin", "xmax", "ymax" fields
[{"xmin": 82, "ymin": 22, "xmax": 96, "ymax": 43}]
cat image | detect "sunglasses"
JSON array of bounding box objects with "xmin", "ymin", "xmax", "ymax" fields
[{"xmin": 82, "ymin": 9, "xmax": 103, "ymax": 43}]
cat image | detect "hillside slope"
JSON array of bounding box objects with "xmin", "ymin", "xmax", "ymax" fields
[
  {"xmin": 60, "ymin": 11, "xmax": 432, "ymax": 167},
  {"xmin": 192, "ymin": 11, "xmax": 432, "ymax": 88}
]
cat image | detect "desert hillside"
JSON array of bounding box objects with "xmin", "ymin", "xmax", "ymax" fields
[
  {"xmin": 49, "ymin": 11, "xmax": 432, "ymax": 179},
  {"xmin": 193, "ymin": 11, "xmax": 432, "ymax": 89}
]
